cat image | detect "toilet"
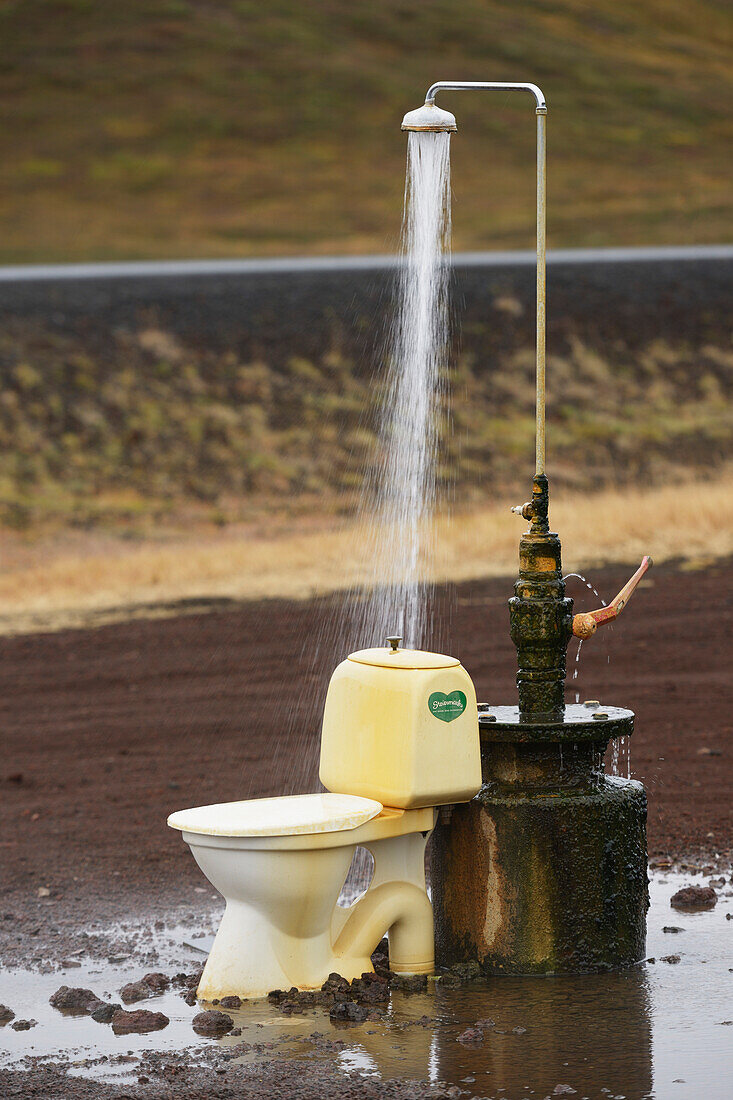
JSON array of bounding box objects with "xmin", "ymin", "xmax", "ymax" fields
[{"xmin": 168, "ymin": 641, "xmax": 480, "ymax": 1000}]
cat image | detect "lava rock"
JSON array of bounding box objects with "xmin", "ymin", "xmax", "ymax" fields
[
  {"xmin": 320, "ymin": 973, "xmax": 351, "ymax": 995},
  {"xmin": 91, "ymin": 1002, "xmax": 122, "ymax": 1024},
  {"xmin": 0, "ymin": 1005, "xmax": 15, "ymax": 1025},
  {"xmin": 142, "ymin": 972, "xmax": 170, "ymax": 993},
  {"xmin": 671, "ymin": 885, "xmax": 717, "ymax": 910},
  {"xmin": 192, "ymin": 1010, "xmax": 234, "ymax": 1037},
  {"xmin": 49, "ymin": 986, "xmax": 105, "ymax": 1015},
  {"xmin": 391, "ymin": 973, "xmax": 428, "ymax": 992},
  {"xmin": 434, "ymin": 972, "xmax": 462, "ymax": 988},
  {"xmin": 181, "ymin": 989, "xmax": 197, "ymax": 1007},
  {"xmin": 219, "ymin": 995, "xmax": 243, "ymax": 1010},
  {"xmin": 279, "ymin": 1000, "xmax": 303, "ymax": 1015},
  {"xmin": 120, "ymin": 980, "xmax": 155, "ymax": 1004},
  {"xmin": 11, "ymin": 1019, "xmax": 36, "ymax": 1031},
  {"xmin": 350, "ymin": 977, "xmax": 389, "ymax": 1004},
  {"xmin": 329, "ymin": 1000, "xmax": 368, "ymax": 1023},
  {"xmin": 111, "ymin": 1009, "xmax": 170, "ymax": 1035},
  {"xmin": 457, "ymin": 1027, "xmax": 484, "ymax": 1046}
]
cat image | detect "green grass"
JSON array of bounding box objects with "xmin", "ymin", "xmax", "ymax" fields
[{"xmin": 0, "ymin": 0, "xmax": 730, "ymax": 262}]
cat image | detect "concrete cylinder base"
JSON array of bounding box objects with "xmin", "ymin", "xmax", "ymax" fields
[{"xmin": 432, "ymin": 775, "xmax": 648, "ymax": 974}]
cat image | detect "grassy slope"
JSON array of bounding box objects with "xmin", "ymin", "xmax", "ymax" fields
[
  {"xmin": 0, "ymin": 0, "xmax": 731, "ymax": 262},
  {"xmin": 1, "ymin": 313, "xmax": 731, "ymax": 531}
]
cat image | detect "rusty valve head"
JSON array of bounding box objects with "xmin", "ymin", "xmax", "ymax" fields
[{"xmin": 572, "ymin": 613, "xmax": 598, "ymax": 639}]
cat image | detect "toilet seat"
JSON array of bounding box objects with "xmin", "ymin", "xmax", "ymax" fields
[{"xmin": 167, "ymin": 792, "xmax": 383, "ymax": 838}]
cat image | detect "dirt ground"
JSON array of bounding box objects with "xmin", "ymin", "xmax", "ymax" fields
[
  {"xmin": 2, "ymin": 556, "xmax": 730, "ymax": 921},
  {"xmin": 1, "ymin": 558, "xmax": 731, "ymax": 1098}
]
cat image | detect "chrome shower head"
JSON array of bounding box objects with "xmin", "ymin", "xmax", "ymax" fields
[{"xmin": 401, "ymin": 101, "xmax": 457, "ymax": 133}]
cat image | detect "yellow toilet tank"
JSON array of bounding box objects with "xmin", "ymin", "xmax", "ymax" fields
[{"xmin": 319, "ymin": 643, "xmax": 481, "ymax": 809}]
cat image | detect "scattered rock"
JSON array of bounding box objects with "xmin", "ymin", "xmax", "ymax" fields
[
  {"xmin": 11, "ymin": 1019, "xmax": 36, "ymax": 1031},
  {"xmin": 457, "ymin": 1027, "xmax": 484, "ymax": 1046},
  {"xmin": 329, "ymin": 1000, "xmax": 368, "ymax": 1023},
  {"xmin": 391, "ymin": 973, "xmax": 428, "ymax": 992},
  {"xmin": 60, "ymin": 959, "xmax": 82, "ymax": 968},
  {"xmin": 91, "ymin": 1002, "xmax": 121, "ymax": 1024},
  {"xmin": 279, "ymin": 1000, "xmax": 303, "ymax": 1015},
  {"xmin": 660, "ymin": 954, "xmax": 681, "ymax": 964},
  {"xmin": 553, "ymin": 1087, "xmax": 577, "ymax": 1096},
  {"xmin": 49, "ymin": 986, "xmax": 105, "ymax": 1015},
  {"xmin": 671, "ymin": 885, "xmax": 717, "ymax": 910},
  {"xmin": 350, "ymin": 977, "xmax": 389, "ymax": 1004},
  {"xmin": 5, "ymin": 773, "xmax": 23, "ymax": 784},
  {"xmin": 0, "ymin": 1005, "xmax": 15, "ymax": 1025},
  {"xmin": 120, "ymin": 980, "xmax": 155, "ymax": 1004},
  {"xmin": 142, "ymin": 972, "xmax": 170, "ymax": 994},
  {"xmin": 662, "ymin": 926, "xmax": 685, "ymax": 933},
  {"xmin": 191, "ymin": 1010, "xmax": 234, "ymax": 1037},
  {"xmin": 475, "ymin": 1017, "xmax": 495, "ymax": 1030},
  {"xmin": 219, "ymin": 995, "xmax": 242, "ymax": 1010},
  {"xmin": 434, "ymin": 972, "xmax": 461, "ymax": 988},
  {"xmin": 512, "ymin": 1025, "xmax": 528, "ymax": 1034},
  {"xmin": 111, "ymin": 1009, "xmax": 170, "ymax": 1035},
  {"xmin": 181, "ymin": 989, "xmax": 197, "ymax": 1007},
  {"xmin": 320, "ymin": 973, "xmax": 351, "ymax": 995}
]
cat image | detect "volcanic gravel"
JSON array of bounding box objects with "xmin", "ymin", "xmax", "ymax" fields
[{"xmin": 0, "ymin": 559, "xmax": 731, "ymax": 1098}]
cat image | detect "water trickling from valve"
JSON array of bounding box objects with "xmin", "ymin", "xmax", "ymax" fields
[{"xmin": 564, "ymin": 571, "xmax": 631, "ymax": 778}]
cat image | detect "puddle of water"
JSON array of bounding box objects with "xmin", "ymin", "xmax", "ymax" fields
[{"xmin": 1, "ymin": 872, "xmax": 732, "ymax": 1097}]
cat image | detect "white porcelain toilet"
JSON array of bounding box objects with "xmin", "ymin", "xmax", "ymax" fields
[{"xmin": 168, "ymin": 641, "xmax": 480, "ymax": 1000}]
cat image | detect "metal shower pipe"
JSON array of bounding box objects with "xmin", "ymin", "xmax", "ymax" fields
[{"xmin": 422, "ymin": 81, "xmax": 547, "ymax": 477}]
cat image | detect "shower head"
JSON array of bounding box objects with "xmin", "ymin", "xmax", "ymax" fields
[{"xmin": 401, "ymin": 101, "xmax": 457, "ymax": 132}]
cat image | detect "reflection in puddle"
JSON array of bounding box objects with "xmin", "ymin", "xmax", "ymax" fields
[{"xmin": 1, "ymin": 872, "xmax": 732, "ymax": 1098}]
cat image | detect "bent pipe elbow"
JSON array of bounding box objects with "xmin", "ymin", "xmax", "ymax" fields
[{"xmin": 333, "ymin": 882, "xmax": 434, "ymax": 973}]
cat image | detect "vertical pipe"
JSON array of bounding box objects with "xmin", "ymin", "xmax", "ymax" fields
[{"xmin": 535, "ymin": 107, "xmax": 547, "ymax": 477}]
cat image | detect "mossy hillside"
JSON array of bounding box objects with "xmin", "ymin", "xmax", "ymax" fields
[{"xmin": 1, "ymin": 319, "xmax": 730, "ymax": 530}]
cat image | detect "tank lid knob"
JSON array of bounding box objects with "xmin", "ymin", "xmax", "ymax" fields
[{"xmin": 386, "ymin": 635, "xmax": 402, "ymax": 652}]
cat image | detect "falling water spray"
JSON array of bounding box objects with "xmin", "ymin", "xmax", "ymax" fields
[{"xmin": 354, "ymin": 130, "xmax": 452, "ymax": 649}]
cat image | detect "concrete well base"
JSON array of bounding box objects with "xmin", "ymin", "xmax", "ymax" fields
[{"xmin": 432, "ymin": 775, "xmax": 648, "ymax": 974}]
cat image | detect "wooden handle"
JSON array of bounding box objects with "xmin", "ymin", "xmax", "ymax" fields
[{"xmin": 572, "ymin": 556, "xmax": 652, "ymax": 639}]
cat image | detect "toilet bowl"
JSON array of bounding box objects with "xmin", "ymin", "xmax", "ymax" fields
[
  {"xmin": 168, "ymin": 792, "xmax": 436, "ymax": 1000},
  {"xmin": 168, "ymin": 642, "xmax": 481, "ymax": 1000}
]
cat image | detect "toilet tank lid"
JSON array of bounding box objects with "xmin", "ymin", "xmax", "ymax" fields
[{"xmin": 348, "ymin": 647, "xmax": 460, "ymax": 670}]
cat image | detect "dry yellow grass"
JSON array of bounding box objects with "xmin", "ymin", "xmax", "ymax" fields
[{"xmin": 0, "ymin": 476, "xmax": 729, "ymax": 636}]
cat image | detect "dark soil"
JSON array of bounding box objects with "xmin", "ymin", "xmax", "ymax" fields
[{"xmin": 0, "ymin": 557, "xmax": 731, "ymax": 1097}]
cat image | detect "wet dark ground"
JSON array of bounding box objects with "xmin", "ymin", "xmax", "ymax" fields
[
  {"xmin": 1, "ymin": 559, "xmax": 732, "ymax": 1097},
  {"xmin": 1, "ymin": 873, "xmax": 732, "ymax": 1099}
]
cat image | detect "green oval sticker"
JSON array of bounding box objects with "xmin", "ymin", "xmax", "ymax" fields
[{"xmin": 428, "ymin": 690, "xmax": 467, "ymax": 723}]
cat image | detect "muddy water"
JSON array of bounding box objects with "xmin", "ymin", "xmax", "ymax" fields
[{"xmin": 1, "ymin": 872, "xmax": 731, "ymax": 1098}]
